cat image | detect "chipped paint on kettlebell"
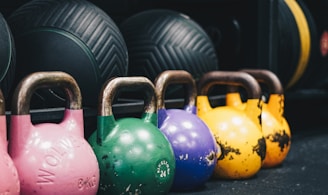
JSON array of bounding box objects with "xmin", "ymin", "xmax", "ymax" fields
[
  {"xmin": 252, "ymin": 137, "xmax": 266, "ymax": 161},
  {"xmin": 217, "ymin": 141, "xmax": 241, "ymax": 161},
  {"xmin": 257, "ymin": 98, "xmax": 263, "ymax": 126},
  {"xmin": 266, "ymin": 130, "xmax": 291, "ymax": 152},
  {"xmin": 205, "ymin": 151, "xmax": 216, "ymax": 166}
]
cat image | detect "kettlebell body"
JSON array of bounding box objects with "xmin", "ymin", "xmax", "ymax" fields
[
  {"xmin": 0, "ymin": 148, "xmax": 20, "ymax": 195},
  {"xmin": 9, "ymin": 72, "xmax": 99, "ymax": 195},
  {"xmin": 261, "ymin": 96, "xmax": 291, "ymax": 167},
  {"xmin": 226, "ymin": 69, "xmax": 291, "ymax": 168},
  {"xmin": 155, "ymin": 70, "xmax": 219, "ymax": 191},
  {"xmin": 0, "ymin": 90, "xmax": 20, "ymax": 195},
  {"xmin": 197, "ymin": 71, "xmax": 266, "ymax": 179},
  {"xmin": 88, "ymin": 77, "xmax": 175, "ymax": 195}
]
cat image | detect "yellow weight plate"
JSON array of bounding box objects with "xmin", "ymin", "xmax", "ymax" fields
[{"xmin": 284, "ymin": 0, "xmax": 311, "ymax": 89}]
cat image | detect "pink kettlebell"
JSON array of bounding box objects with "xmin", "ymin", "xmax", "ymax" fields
[
  {"xmin": 8, "ymin": 71, "xmax": 99, "ymax": 195},
  {"xmin": 0, "ymin": 90, "xmax": 20, "ymax": 195}
]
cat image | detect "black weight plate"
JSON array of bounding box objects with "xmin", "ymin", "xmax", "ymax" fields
[
  {"xmin": 292, "ymin": 0, "xmax": 319, "ymax": 90},
  {"xmin": 14, "ymin": 29, "xmax": 99, "ymax": 108},
  {"xmin": 0, "ymin": 11, "xmax": 15, "ymax": 101},
  {"xmin": 120, "ymin": 9, "xmax": 218, "ymax": 99},
  {"xmin": 205, "ymin": 18, "xmax": 242, "ymax": 71},
  {"xmin": 120, "ymin": 9, "xmax": 218, "ymax": 82},
  {"xmin": 305, "ymin": 0, "xmax": 328, "ymax": 89},
  {"xmin": 277, "ymin": 0, "xmax": 300, "ymax": 87},
  {"xmin": 8, "ymin": 0, "xmax": 128, "ymax": 108}
]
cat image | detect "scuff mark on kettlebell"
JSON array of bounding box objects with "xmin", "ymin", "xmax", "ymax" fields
[
  {"xmin": 121, "ymin": 184, "xmax": 143, "ymax": 195},
  {"xmin": 206, "ymin": 151, "xmax": 216, "ymax": 165},
  {"xmin": 101, "ymin": 154, "xmax": 111, "ymax": 170},
  {"xmin": 102, "ymin": 154, "xmax": 108, "ymax": 160},
  {"xmin": 217, "ymin": 142, "xmax": 241, "ymax": 161},
  {"xmin": 252, "ymin": 137, "xmax": 266, "ymax": 161},
  {"xmin": 278, "ymin": 94, "xmax": 284, "ymax": 115},
  {"xmin": 257, "ymin": 99, "xmax": 263, "ymax": 126},
  {"xmin": 266, "ymin": 130, "xmax": 290, "ymax": 152}
]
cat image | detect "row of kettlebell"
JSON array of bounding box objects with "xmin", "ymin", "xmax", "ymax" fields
[{"xmin": 1, "ymin": 68, "xmax": 291, "ymax": 195}]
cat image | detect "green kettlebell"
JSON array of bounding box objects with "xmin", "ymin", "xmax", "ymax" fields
[{"xmin": 88, "ymin": 77, "xmax": 175, "ymax": 195}]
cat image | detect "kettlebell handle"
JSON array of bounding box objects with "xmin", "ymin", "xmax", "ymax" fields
[
  {"xmin": 154, "ymin": 70, "xmax": 197, "ymax": 109},
  {"xmin": 198, "ymin": 71, "xmax": 261, "ymax": 99},
  {"xmin": 99, "ymin": 77, "xmax": 157, "ymax": 116},
  {"xmin": 240, "ymin": 69, "xmax": 283, "ymax": 94},
  {"xmin": 11, "ymin": 71, "xmax": 82, "ymax": 115}
]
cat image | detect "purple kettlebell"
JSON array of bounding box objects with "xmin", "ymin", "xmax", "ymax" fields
[{"xmin": 155, "ymin": 70, "xmax": 220, "ymax": 191}]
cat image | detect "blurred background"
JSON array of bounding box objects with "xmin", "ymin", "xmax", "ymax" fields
[{"xmin": 0, "ymin": 0, "xmax": 326, "ymax": 131}]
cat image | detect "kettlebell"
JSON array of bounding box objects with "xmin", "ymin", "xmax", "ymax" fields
[
  {"xmin": 8, "ymin": 71, "xmax": 100, "ymax": 195},
  {"xmin": 0, "ymin": 90, "xmax": 20, "ymax": 195},
  {"xmin": 88, "ymin": 77, "xmax": 175, "ymax": 195},
  {"xmin": 197, "ymin": 71, "xmax": 266, "ymax": 179},
  {"xmin": 154, "ymin": 70, "xmax": 219, "ymax": 191},
  {"xmin": 226, "ymin": 69, "xmax": 291, "ymax": 168}
]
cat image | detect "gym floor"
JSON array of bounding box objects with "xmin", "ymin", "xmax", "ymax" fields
[{"xmin": 168, "ymin": 91, "xmax": 328, "ymax": 195}]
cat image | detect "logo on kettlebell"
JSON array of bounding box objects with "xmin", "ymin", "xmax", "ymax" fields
[
  {"xmin": 37, "ymin": 136, "xmax": 82, "ymax": 184},
  {"xmin": 156, "ymin": 160, "xmax": 171, "ymax": 181},
  {"xmin": 77, "ymin": 175, "xmax": 97, "ymax": 190}
]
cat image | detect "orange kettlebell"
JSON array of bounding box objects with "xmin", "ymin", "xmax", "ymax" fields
[
  {"xmin": 197, "ymin": 71, "xmax": 266, "ymax": 179},
  {"xmin": 226, "ymin": 69, "xmax": 291, "ymax": 168}
]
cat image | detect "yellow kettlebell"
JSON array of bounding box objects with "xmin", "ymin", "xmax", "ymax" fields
[
  {"xmin": 197, "ymin": 71, "xmax": 266, "ymax": 179},
  {"xmin": 226, "ymin": 69, "xmax": 291, "ymax": 168}
]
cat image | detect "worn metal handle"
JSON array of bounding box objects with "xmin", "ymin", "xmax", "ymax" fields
[
  {"xmin": 99, "ymin": 76, "xmax": 157, "ymax": 116},
  {"xmin": 241, "ymin": 69, "xmax": 283, "ymax": 94},
  {"xmin": 198, "ymin": 71, "xmax": 261, "ymax": 99},
  {"xmin": 154, "ymin": 70, "xmax": 197, "ymax": 109},
  {"xmin": 11, "ymin": 71, "xmax": 82, "ymax": 115}
]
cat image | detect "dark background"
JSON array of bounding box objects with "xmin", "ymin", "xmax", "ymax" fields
[
  {"xmin": 1, "ymin": 0, "xmax": 327, "ymax": 136},
  {"xmin": 1, "ymin": 0, "xmax": 328, "ymax": 194}
]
